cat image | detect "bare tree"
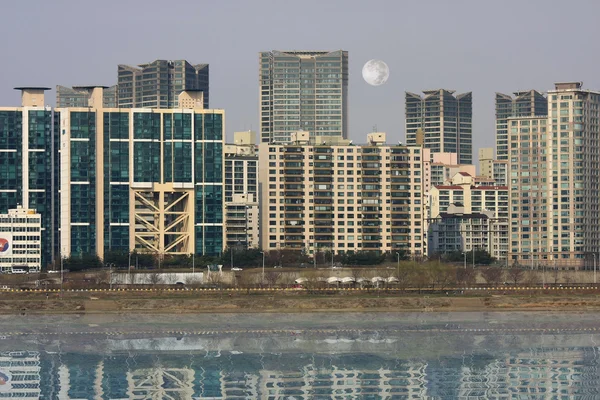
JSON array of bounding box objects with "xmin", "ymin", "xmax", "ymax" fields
[
  {"xmin": 428, "ymin": 263, "xmax": 455, "ymax": 291},
  {"xmin": 413, "ymin": 267, "xmax": 430, "ymax": 294},
  {"xmin": 524, "ymin": 270, "xmax": 540, "ymax": 286},
  {"xmin": 456, "ymin": 267, "xmax": 476, "ymax": 287},
  {"xmin": 553, "ymin": 266, "xmax": 560, "ymax": 285},
  {"xmin": 396, "ymin": 262, "xmax": 416, "ymax": 292},
  {"xmin": 480, "ymin": 267, "xmax": 504, "ymax": 286},
  {"xmin": 265, "ymin": 271, "xmax": 281, "ymax": 288},
  {"xmin": 350, "ymin": 268, "xmax": 363, "ymax": 281},
  {"xmin": 149, "ymin": 272, "xmax": 162, "ymax": 286},
  {"xmin": 302, "ymin": 270, "xmax": 325, "ymax": 291},
  {"xmin": 94, "ymin": 270, "xmax": 110, "ymax": 285},
  {"xmin": 508, "ymin": 267, "xmax": 524, "ymax": 285},
  {"xmin": 163, "ymin": 273, "xmax": 177, "ymax": 285}
]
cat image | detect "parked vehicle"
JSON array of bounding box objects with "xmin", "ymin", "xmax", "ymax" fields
[{"xmin": 232, "ymin": 267, "xmax": 243, "ymax": 271}]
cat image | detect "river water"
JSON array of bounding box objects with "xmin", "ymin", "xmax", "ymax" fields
[{"xmin": 0, "ymin": 312, "xmax": 599, "ymax": 399}]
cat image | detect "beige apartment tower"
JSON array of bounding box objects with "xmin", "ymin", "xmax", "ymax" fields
[
  {"xmin": 258, "ymin": 132, "xmax": 429, "ymax": 257},
  {"xmin": 224, "ymin": 131, "xmax": 259, "ymax": 249},
  {"xmin": 509, "ymin": 82, "xmax": 600, "ymax": 268}
]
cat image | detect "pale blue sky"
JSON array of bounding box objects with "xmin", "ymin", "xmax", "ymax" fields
[{"xmin": 1, "ymin": 0, "xmax": 599, "ymax": 154}]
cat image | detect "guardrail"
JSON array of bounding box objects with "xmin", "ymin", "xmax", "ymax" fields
[{"xmin": 0, "ymin": 286, "xmax": 597, "ymax": 293}]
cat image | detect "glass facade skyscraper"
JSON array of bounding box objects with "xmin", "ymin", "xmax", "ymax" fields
[
  {"xmin": 117, "ymin": 60, "xmax": 209, "ymax": 109},
  {"xmin": 0, "ymin": 88, "xmax": 58, "ymax": 268},
  {"xmin": 259, "ymin": 50, "xmax": 348, "ymax": 143},
  {"xmin": 3, "ymin": 87, "xmax": 223, "ymax": 265},
  {"xmin": 405, "ymin": 89, "xmax": 473, "ymax": 165},
  {"xmin": 495, "ymin": 90, "xmax": 547, "ymax": 160},
  {"xmin": 57, "ymin": 87, "xmax": 224, "ymax": 259}
]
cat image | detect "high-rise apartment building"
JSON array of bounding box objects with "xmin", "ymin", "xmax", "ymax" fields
[
  {"xmin": 259, "ymin": 50, "xmax": 348, "ymax": 143},
  {"xmin": 495, "ymin": 90, "xmax": 547, "ymax": 160},
  {"xmin": 224, "ymin": 131, "xmax": 259, "ymax": 249},
  {"xmin": 258, "ymin": 132, "xmax": 429, "ymax": 257},
  {"xmin": 56, "ymin": 85, "xmax": 118, "ymax": 108},
  {"xmin": 428, "ymin": 172, "xmax": 509, "ymax": 260},
  {"xmin": 56, "ymin": 87, "xmax": 223, "ymax": 258},
  {"xmin": 478, "ymin": 147, "xmax": 508, "ymax": 186},
  {"xmin": 117, "ymin": 60, "xmax": 209, "ymax": 109},
  {"xmin": 508, "ymin": 82, "xmax": 600, "ymax": 268},
  {"xmin": 406, "ymin": 89, "xmax": 473, "ymax": 164},
  {"xmin": 0, "ymin": 88, "xmax": 58, "ymax": 267}
]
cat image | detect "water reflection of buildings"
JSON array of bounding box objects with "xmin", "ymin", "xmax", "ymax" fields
[
  {"xmin": 258, "ymin": 363, "xmax": 428, "ymax": 398},
  {"xmin": 0, "ymin": 351, "xmax": 41, "ymax": 398},
  {"xmin": 1, "ymin": 345, "xmax": 598, "ymax": 398}
]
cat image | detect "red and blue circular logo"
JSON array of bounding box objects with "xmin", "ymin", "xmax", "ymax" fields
[{"xmin": 0, "ymin": 238, "xmax": 9, "ymax": 253}]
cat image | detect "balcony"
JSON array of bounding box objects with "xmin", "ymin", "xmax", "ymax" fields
[
  {"xmin": 284, "ymin": 227, "xmax": 304, "ymax": 233},
  {"xmin": 284, "ymin": 154, "xmax": 304, "ymax": 160},
  {"xmin": 284, "ymin": 191, "xmax": 304, "ymax": 197},
  {"xmin": 361, "ymin": 213, "xmax": 380, "ymax": 220}
]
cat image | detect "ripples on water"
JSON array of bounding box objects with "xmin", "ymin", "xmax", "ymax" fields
[{"xmin": 0, "ymin": 312, "xmax": 599, "ymax": 399}]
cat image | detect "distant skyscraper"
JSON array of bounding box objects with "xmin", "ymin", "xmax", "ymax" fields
[
  {"xmin": 509, "ymin": 82, "xmax": 600, "ymax": 268},
  {"xmin": 405, "ymin": 90, "xmax": 473, "ymax": 164},
  {"xmin": 117, "ymin": 60, "xmax": 209, "ymax": 109},
  {"xmin": 56, "ymin": 85, "xmax": 118, "ymax": 108},
  {"xmin": 259, "ymin": 50, "xmax": 348, "ymax": 143},
  {"xmin": 495, "ymin": 90, "xmax": 547, "ymax": 160}
]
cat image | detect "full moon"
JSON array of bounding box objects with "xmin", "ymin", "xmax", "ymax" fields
[{"xmin": 362, "ymin": 59, "xmax": 390, "ymax": 86}]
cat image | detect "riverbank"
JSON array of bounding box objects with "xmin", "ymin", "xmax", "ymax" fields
[{"xmin": 2, "ymin": 290, "xmax": 600, "ymax": 314}]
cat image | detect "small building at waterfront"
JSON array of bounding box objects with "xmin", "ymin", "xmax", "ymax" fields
[{"xmin": 0, "ymin": 206, "xmax": 42, "ymax": 273}]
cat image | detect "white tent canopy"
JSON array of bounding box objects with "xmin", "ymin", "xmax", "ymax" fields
[
  {"xmin": 327, "ymin": 277, "xmax": 342, "ymax": 284},
  {"xmin": 294, "ymin": 278, "xmax": 308, "ymax": 284},
  {"xmin": 341, "ymin": 277, "xmax": 355, "ymax": 284},
  {"xmin": 371, "ymin": 276, "xmax": 385, "ymax": 283}
]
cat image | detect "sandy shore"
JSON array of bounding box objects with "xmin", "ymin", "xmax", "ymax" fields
[{"xmin": 1, "ymin": 290, "xmax": 600, "ymax": 314}]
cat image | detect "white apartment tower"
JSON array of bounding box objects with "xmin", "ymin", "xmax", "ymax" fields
[{"xmin": 224, "ymin": 131, "xmax": 259, "ymax": 249}]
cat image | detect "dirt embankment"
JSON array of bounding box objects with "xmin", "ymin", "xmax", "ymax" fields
[{"xmin": 1, "ymin": 291, "xmax": 600, "ymax": 314}]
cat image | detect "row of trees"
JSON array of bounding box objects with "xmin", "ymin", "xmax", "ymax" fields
[
  {"xmin": 49, "ymin": 248, "xmax": 496, "ymax": 273},
  {"xmin": 205, "ymin": 263, "xmax": 549, "ymax": 290},
  {"xmin": 432, "ymin": 250, "xmax": 495, "ymax": 265}
]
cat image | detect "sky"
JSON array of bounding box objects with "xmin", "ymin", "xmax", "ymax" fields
[{"xmin": 1, "ymin": 0, "xmax": 600, "ymax": 157}]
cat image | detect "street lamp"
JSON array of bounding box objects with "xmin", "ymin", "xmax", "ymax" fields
[
  {"xmin": 260, "ymin": 251, "xmax": 265, "ymax": 282},
  {"xmin": 331, "ymin": 248, "xmax": 334, "ymax": 269},
  {"xmin": 108, "ymin": 263, "xmax": 115, "ymax": 290},
  {"xmin": 396, "ymin": 252, "xmax": 400, "ymax": 277},
  {"xmin": 60, "ymin": 255, "xmax": 64, "ymax": 298},
  {"xmin": 593, "ymin": 253, "xmax": 597, "ymax": 285},
  {"xmin": 128, "ymin": 251, "xmax": 132, "ymax": 283}
]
